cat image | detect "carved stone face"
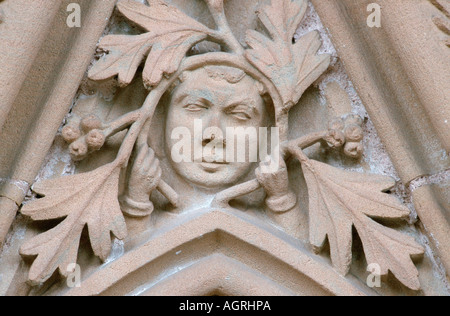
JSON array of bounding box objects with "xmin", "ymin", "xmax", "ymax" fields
[{"xmin": 165, "ymin": 66, "xmax": 267, "ymax": 189}]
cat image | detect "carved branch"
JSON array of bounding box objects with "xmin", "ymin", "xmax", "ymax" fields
[
  {"xmin": 115, "ymin": 82, "xmax": 171, "ymax": 167},
  {"xmin": 103, "ymin": 109, "xmax": 142, "ymax": 139},
  {"xmin": 212, "ymin": 179, "xmax": 261, "ymax": 208},
  {"xmin": 286, "ymin": 130, "xmax": 328, "ymax": 153},
  {"xmin": 205, "ymin": 0, "xmax": 244, "ymax": 54},
  {"xmin": 135, "ymin": 120, "xmax": 180, "ymax": 208}
]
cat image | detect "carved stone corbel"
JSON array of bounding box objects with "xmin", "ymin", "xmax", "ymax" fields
[{"xmin": 13, "ymin": 0, "xmax": 428, "ymax": 293}]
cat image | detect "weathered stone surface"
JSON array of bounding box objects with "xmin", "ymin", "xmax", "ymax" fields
[{"xmin": 0, "ymin": 0, "xmax": 448, "ymax": 296}]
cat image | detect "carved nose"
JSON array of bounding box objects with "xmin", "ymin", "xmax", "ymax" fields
[{"xmin": 202, "ymin": 134, "xmax": 214, "ymax": 147}]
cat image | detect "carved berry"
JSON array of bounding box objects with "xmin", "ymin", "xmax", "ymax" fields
[
  {"xmin": 324, "ymin": 129, "xmax": 346, "ymax": 148},
  {"xmin": 344, "ymin": 142, "xmax": 363, "ymax": 159},
  {"xmin": 344, "ymin": 114, "xmax": 363, "ymax": 127},
  {"xmin": 328, "ymin": 117, "xmax": 345, "ymax": 131},
  {"xmin": 69, "ymin": 139, "xmax": 88, "ymax": 161},
  {"xmin": 80, "ymin": 115, "xmax": 102, "ymax": 133},
  {"xmin": 86, "ymin": 129, "xmax": 106, "ymax": 151},
  {"xmin": 61, "ymin": 125, "xmax": 81, "ymax": 144},
  {"xmin": 344, "ymin": 124, "xmax": 364, "ymax": 142}
]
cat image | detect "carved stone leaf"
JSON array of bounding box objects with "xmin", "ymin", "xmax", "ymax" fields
[
  {"xmin": 88, "ymin": 34, "xmax": 153, "ymax": 87},
  {"xmin": 302, "ymin": 159, "xmax": 424, "ymax": 290},
  {"xmin": 356, "ymin": 216, "xmax": 425, "ymax": 291},
  {"xmin": 142, "ymin": 31, "xmax": 207, "ymax": 87},
  {"xmin": 116, "ymin": 0, "xmax": 209, "ymax": 34},
  {"xmin": 19, "ymin": 215, "xmax": 84, "ymax": 286},
  {"xmin": 245, "ymin": 0, "xmax": 330, "ymax": 110},
  {"xmin": 88, "ymin": 0, "xmax": 210, "ymax": 87},
  {"xmin": 20, "ymin": 163, "xmax": 127, "ymax": 285},
  {"xmin": 257, "ymin": 0, "xmax": 307, "ymax": 42}
]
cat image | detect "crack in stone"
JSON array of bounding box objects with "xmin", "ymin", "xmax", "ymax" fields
[
  {"xmin": 0, "ymin": 178, "xmax": 31, "ymax": 202},
  {"xmin": 409, "ymin": 168, "xmax": 450, "ymax": 191},
  {"xmin": 387, "ymin": 168, "xmax": 450, "ymax": 225}
]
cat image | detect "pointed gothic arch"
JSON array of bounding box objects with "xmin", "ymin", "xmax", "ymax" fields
[{"xmin": 65, "ymin": 209, "xmax": 373, "ymax": 296}]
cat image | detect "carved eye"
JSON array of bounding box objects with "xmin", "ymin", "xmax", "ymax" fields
[
  {"xmin": 183, "ymin": 103, "xmax": 208, "ymax": 112},
  {"xmin": 228, "ymin": 106, "xmax": 252, "ymax": 121},
  {"xmin": 230, "ymin": 111, "xmax": 251, "ymax": 121}
]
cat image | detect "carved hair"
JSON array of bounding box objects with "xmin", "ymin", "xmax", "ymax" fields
[
  {"xmin": 204, "ymin": 65, "xmax": 246, "ymax": 84},
  {"xmin": 169, "ymin": 65, "xmax": 268, "ymax": 97}
]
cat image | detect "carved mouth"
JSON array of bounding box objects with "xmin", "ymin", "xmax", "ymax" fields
[
  {"xmin": 200, "ymin": 160, "xmax": 228, "ymax": 172},
  {"xmin": 201, "ymin": 157, "xmax": 229, "ymax": 165}
]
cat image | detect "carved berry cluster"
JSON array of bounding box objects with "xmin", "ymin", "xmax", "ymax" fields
[
  {"xmin": 324, "ymin": 114, "xmax": 364, "ymax": 158},
  {"xmin": 62, "ymin": 115, "xmax": 106, "ymax": 161}
]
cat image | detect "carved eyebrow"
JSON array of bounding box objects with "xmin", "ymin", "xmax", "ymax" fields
[
  {"xmin": 224, "ymin": 99, "xmax": 259, "ymax": 116},
  {"xmin": 173, "ymin": 93, "xmax": 211, "ymax": 107}
]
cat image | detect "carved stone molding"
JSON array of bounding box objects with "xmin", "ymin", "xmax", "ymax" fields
[{"xmin": 0, "ymin": 0, "xmax": 117, "ymax": 245}]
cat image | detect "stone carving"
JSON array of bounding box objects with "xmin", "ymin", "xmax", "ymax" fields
[
  {"xmin": 20, "ymin": 0, "xmax": 424, "ymax": 290},
  {"xmin": 0, "ymin": 0, "xmax": 4, "ymax": 24},
  {"xmin": 429, "ymin": 0, "xmax": 450, "ymax": 47}
]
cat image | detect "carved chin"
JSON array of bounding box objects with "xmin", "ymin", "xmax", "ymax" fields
[{"xmin": 171, "ymin": 161, "xmax": 252, "ymax": 189}]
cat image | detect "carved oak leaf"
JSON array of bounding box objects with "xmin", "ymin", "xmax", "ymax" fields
[
  {"xmin": 88, "ymin": 0, "xmax": 210, "ymax": 87},
  {"xmin": 20, "ymin": 163, "xmax": 127, "ymax": 285},
  {"xmin": 245, "ymin": 0, "xmax": 331, "ymax": 111},
  {"xmin": 88, "ymin": 33, "xmax": 153, "ymax": 88},
  {"xmin": 302, "ymin": 159, "xmax": 424, "ymax": 290}
]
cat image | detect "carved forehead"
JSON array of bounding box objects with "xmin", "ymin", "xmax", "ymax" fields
[{"xmin": 174, "ymin": 65, "xmax": 266, "ymax": 95}]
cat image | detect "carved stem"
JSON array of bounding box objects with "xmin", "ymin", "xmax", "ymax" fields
[
  {"xmin": 115, "ymin": 81, "xmax": 171, "ymax": 167},
  {"xmin": 103, "ymin": 109, "xmax": 142, "ymax": 139},
  {"xmin": 206, "ymin": 0, "xmax": 244, "ymax": 54},
  {"xmin": 288, "ymin": 146, "xmax": 310, "ymax": 165},
  {"xmin": 136, "ymin": 120, "xmax": 180, "ymax": 208},
  {"xmin": 285, "ymin": 130, "xmax": 328, "ymax": 153},
  {"xmin": 157, "ymin": 181, "xmax": 180, "ymax": 208},
  {"xmin": 212, "ymin": 178, "xmax": 261, "ymax": 208},
  {"xmin": 277, "ymin": 113, "xmax": 290, "ymax": 143}
]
